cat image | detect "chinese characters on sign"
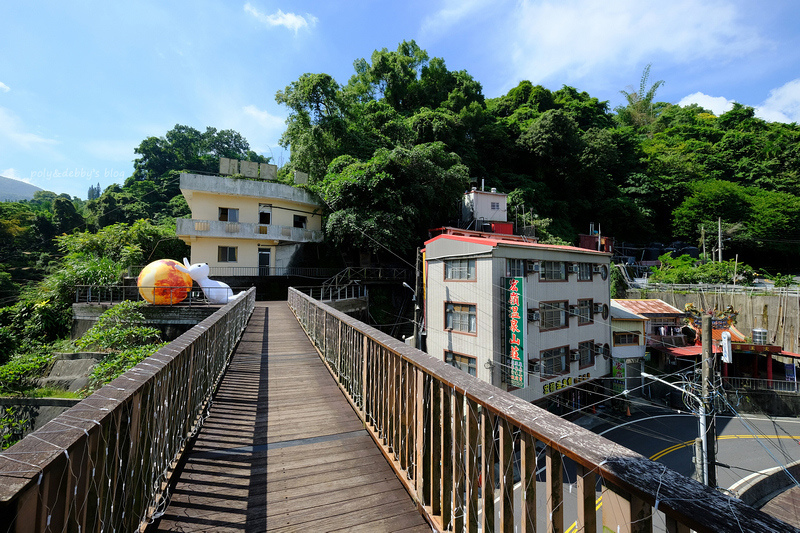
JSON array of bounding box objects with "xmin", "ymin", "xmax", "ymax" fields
[{"xmin": 506, "ymin": 277, "xmax": 526, "ymax": 388}]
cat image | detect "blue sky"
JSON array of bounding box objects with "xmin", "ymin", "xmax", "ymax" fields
[{"xmin": 1, "ymin": 0, "xmax": 799, "ymax": 199}]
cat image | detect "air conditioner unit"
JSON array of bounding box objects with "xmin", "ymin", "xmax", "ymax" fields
[
  {"xmin": 568, "ymin": 265, "xmax": 579, "ymax": 274},
  {"xmin": 527, "ymin": 261, "xmax": 540, "ymax": 273},
  {"xmin": 570, "ymin": 350, "xmax": 580, "ymax": 362},
  {"xmin": 594, "ymin": 303, "xmax": 604, "ymax": 314},
  {"xmin": 593, "ymin": 343, "xmax": 603, "ymax": 356},
  {"xmin": 568, "ymin": 305, "xmax": 578, "ymax": 316},
  {"xmin": 528, "ymin": 309, "xmax": 540, "ymax": 322},
  {"xmin": 592, "ymin": 265, "xmax": 603, "ymax": 274}
]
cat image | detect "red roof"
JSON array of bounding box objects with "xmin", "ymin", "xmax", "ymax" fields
[
  {"xmin": 424, "ymin": 232, "xmax": 610, "ymax": 255},
  {"xmin": 611, "ymin": 299, "xmax": 683, "ymax": 316}
]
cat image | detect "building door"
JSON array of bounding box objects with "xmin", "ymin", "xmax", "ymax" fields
[{"xmin": 259, "ymin": 249, "xmax": 271, "ymax": 276}]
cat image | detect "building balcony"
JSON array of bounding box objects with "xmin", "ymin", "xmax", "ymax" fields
[{"xmin": 176, "ymin": 218, "xmax": 324, "ymax": 243}]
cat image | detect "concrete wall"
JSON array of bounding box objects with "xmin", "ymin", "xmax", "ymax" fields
[{"xmin": 627, "ymin": 289, "xmax": 800, "ymax": 351}]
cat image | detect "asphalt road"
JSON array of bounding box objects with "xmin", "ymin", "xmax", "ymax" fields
[{"xmin": 597, "ymin": 405, "xmax": 800, "ymax": 491}]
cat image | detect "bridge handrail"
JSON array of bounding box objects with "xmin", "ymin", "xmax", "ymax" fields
[
  {"xmin": 287, "ymin": 287, "xmax": 795, "ymax": 533},
  {"xmin": 0, "ymin": 288, "xmax": 256, "ymax": 532}
]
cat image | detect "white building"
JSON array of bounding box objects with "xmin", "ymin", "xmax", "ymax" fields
[{"xmin": 423, "ymin": 228, "xmax": 612, "ymax": 403}]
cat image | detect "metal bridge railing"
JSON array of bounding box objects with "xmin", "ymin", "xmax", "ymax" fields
[
  {"xmin": 288, "ymin": 287, "xmax": 796, "ymax": 533},
  {"xmin": 0, "ymin": 288, "xmax": 256, "ymax": 532}
]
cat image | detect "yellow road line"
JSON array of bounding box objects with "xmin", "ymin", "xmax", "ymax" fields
[{"xmin": 563, "ymin": 435, "xmax": 800, "ymax": 531}]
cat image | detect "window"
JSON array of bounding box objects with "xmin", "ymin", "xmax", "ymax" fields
[
  {"xmin": 578, "ymin": 341, "xmax": 595, "ymax": 367},
  {"xmin": 445, "ymin": 303, "xmax": 477, "ymax": 334},
  {"xmin": 578, "ymin": 262, "xmax": 592, "ymax": 281},
  {"xmin": 218, "ymin": 207, "xmax": 239, "ymax": 222},
  {"xmin": 577, "ymin": 299, "xmax": 593, "ymax": 325},
  {"xmin": 541, "ymin": 261, "xmax": 566, "ymax": 281},
  {"xmin": 540, "ymin": 301, "xmax": 567, "ymax": 330},
  {"xmin": 445, "ymin": 351, "xmax": 477, "ymax": 376},
  {"xmin": 218, "ymin": 246, "xmax": 237, "ymax": 263},
  {"xmin": 541, "ymin": 346, "xmax": 568, "ymax": 376},
  {"xmin": 614, "ymin": 332, "xmax": 640, "ymax": 346},
  {"xmin": 445, "ymin": 258, "xmax": 476, "ymax": 280},
  {"xmin": 491, "ymin": 201, "xmax": 500, "ymax": 210},
  {"xmin": 259, "ymin": 204, "xmax": 272, "ymax": 225},
  {"xmin": 293, "ymin": 215, "xmax": 307, "ymax": 229},
  {"xmin": 506, "ymin": 259, "xmax": 524, "ymax": 277}
]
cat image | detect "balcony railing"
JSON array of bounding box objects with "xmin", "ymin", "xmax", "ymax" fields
[
  {"xmin": 287, "ymin": 287, "xmax": 794, "ymax": 533},
  {"xmin": 724, "ymin": 376, "xmax": 800, "ymax": 393},
  {"xmin": 176, "ymin": 218, "xmax": 323, "ymax": 243}
]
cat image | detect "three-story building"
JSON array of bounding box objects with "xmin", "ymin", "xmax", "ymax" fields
[{"xmin": 423, "ymin": 227, "xmax": 612, "ymax": 404}]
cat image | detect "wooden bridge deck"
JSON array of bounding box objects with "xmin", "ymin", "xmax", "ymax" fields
[{"xmin": 153, "ymin": 301, "xmax": 430, "ymax": 532}]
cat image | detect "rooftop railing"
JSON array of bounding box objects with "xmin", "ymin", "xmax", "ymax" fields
[
  {"xmin": 288, "ymin": 287, "xmax": 797, "ymax": 533},
  {"xmin": 0, "ymin": 288, "xmax": 256, "ymax": 532}
]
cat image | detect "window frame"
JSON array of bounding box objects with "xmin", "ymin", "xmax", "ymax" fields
[
  {"xmin": 217, "ymin": 246, "xmax": 238, "ymax": 263},
  {"xmin": 613, "ymin": 332, "xmax": 640, "ymax": 346},
  {"xmin": 445, "ymin": 350, "xmax": 477, "ymax": 377},
  {"xmin": 540, "ymin": 300, "xmax": 568, "ymax": 331},
  {"xmin": 540, "ymin": 345, "xmax": 569, "ymax": 377},
  {"xmin": 258, "ymin": 203, "xmax": 272, "ymax": 225},
  {"xmin": 506, "ymin": 258, "xmax": 524, "ymax": 278},
  {"xmin": 293, "ymin": 214, "xmax": 307, "ymax": 229},
  {"xmin": 578, "ymin": 340, "xmax": 595, "ymax": 368},
  {"xmin": 540, "ymin": 261, "xmax": 566, "ymax": 281},
  {"xmin": 218, "ymin": 207, "xmax": 239, "ymax": 222},
  {"xmin": 444, "ymin": 258, "xmax": 477, "ymax": 281},
  {"xmin": 444, "ymin": 302, "xmax": 477, "ymax": 335},
  {"xmin": 577, "ymin": 298, "xmax": 593, "ymax": 325},
  {"xmin": 578, "ymin": 262, "xmax": 593, "ymax": 281}
]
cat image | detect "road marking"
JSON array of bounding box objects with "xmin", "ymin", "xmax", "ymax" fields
[
  {"xmin": 563, "ymin": 434, "xmax": 800, "ymax": 532},
  {"xmin": 650, "ymin": 435, "xmax": 800, "ymax": 461}
]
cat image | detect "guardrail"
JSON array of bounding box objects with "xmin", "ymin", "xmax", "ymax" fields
[
  {"xmin": 287, "ymin": 287, "xmax": 796, "ymax": 533},
  {"xmin": 126, "ymin": 265, "xmax": 340, "ymax": 279},
  {"xmin": 75, "ymin": 285, "xmax": 215, "ymax": 305},
  {"xmin": 631, "ymin": 281, "xmax": 800, "ymax": 296},
  {"xmin": 294, "ymin": 284, "xmax": 368, "ymax": 302},
  {"xmin": 0, "ymin": 288, "xmax": 256, "ymax": 532},
  {"xmin": 724, "ymin": 376, "xmax": 800, "ymax": 393}
]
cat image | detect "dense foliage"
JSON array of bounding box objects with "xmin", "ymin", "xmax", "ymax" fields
[{"xmin": 277, "ymin": 41, "xmax": 800, "ymax": 268}]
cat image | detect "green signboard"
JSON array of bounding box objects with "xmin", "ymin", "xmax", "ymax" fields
[{"xmin": 505, "ymin": 277, "xmax": 525, "ymax": 388}]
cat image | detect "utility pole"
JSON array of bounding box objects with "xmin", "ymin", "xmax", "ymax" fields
[
  {"xmin": 702, "ymin": 313, "xmax": 717, "ymax": 488},
  {"xmin": 413, "ymin": 247, "xmax": 421, "ymax": 349},
  {"xmin": 701, "ymin": 225, "xmax": 706, "ymax": 263}
]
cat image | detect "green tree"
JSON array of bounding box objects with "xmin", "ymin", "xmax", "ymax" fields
[{"xmin": 615, "ymin": 64, "xmax": 665, "ymax": 130}]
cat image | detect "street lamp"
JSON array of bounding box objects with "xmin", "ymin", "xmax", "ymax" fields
[{"xmin": 641, "ymin": 372, "xmax": 713, "ymax": 487}]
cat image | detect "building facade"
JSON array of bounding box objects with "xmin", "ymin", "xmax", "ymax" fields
[
  {"xmin": 610, "ymin": 300, "xmax": 649, "ymax": 394},
  {"xmin": 176, "ymin": 172, "xmax": 323, "ymax": 274},
  {"xmin": 423, "ymin": 229, "xmax": 612, "ymax": 403}
]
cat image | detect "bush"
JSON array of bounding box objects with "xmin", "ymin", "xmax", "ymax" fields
[
  {"xmin": 89, "ymin": 343, "xmax": 167, "ymax": 386},
  {"xmin": 0, "ymin": 342, "xmax": 54, "ymax": 394},
  {"xmin": 76, "ymin": 301, "xmax": 161, "ymax": 351}
]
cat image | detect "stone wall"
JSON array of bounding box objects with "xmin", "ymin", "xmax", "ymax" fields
[{"xmin": 627, "ymin": 288, "xmax": 800, "ymax": 352}]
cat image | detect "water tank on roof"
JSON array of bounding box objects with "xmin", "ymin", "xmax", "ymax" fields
[{"xmin": 752, "ymin": 328, "xmax": 768, "ymax": 345}]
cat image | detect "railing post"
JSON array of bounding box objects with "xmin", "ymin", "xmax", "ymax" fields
[
  {"xmin": 498, "ymin": 418, "xmax": 514, "ymax": 533},
  {"xmin": 521, "ymin": 433, "xmax": 536, "ymax": 533},
  {"xmin": 577, "ymin": 463, "xmax": 597, "ymax": 533},
  {"xmin": 481, "ymin": 409, "xmax": 495, "ymax": 533},
  {"xmin": 547, "ymin": 446, "xmax": 563, "ymax": 533},
  {"xmin": 602, "ymin": 481, "xmax": 653, "ymax": 533}
]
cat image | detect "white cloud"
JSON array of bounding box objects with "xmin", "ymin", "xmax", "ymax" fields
[
  {"xmin": 0, "ymin": 168, "xmax": 28, "ymax": 182},
  {"xmin": 0, "ymin": 82, "xmax": 9, "ymax": 93},
  {"xmin": 677, "ymin": 92, "xmax": 735, "ymax": 116},
  {"xmin": 243, "ymin": 104, "xmax": 285, "ymax": 131},
  {"xmin": 756, "ymin": 78, "xmax": 800, "ymax": 123},
  {"xmin": 507, "ymin": 0, "xmax": 766, "ymax": 85},
  {"xmin": 421, "ymin": 0, "xmax": 492, "ymax": 36},
  {"xmin": 0, "ymin": 107, "xmax": 59, "ymax": 150},
  {"xmin": 244, "ymin": 4, "xmax": 317, "ymax": 34}
]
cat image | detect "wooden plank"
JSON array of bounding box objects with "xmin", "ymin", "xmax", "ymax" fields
[
  {"xmin": 521, "ymin": 433, "xmax": 536, "ymax": 533},
  {"xmin": 577, "ymin": 463, "xmax": 596, "ymax": 533},
  {"xmin": 498, "ymin": 418, "xmax": 514, "ymax": 533},
  {"xmin": 547, "ymin": 446, "xmax": 563, "ymax": 533}
]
